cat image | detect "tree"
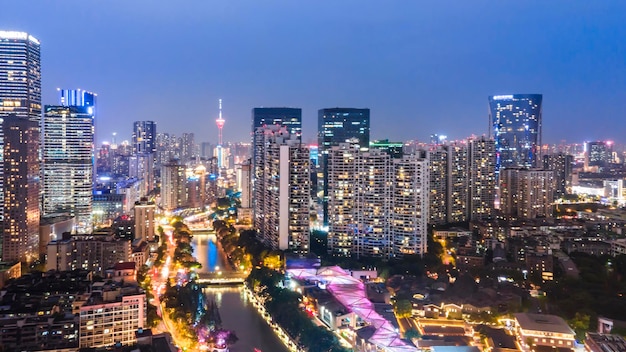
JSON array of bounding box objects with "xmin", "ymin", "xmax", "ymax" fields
[
  {"xmin": 569, "ymin": 312, "xmax": 590, "ymax": 341},
  {"xmin": 394, "ymin": 299, "xmax": 413, "ymax": 318},
  {"xmin": 404, "ymin": 328, "xmax": 421, "ymax": 340}
]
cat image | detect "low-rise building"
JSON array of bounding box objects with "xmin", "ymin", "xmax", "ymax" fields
[
  {"xmin": 0, "ymin": 261, "xmax": 21, "ymax": 288},
  {"xmin": 584, "ymin": 332, "xmax": 626, "ymax": 352},
  {"xmin": 514, "ymin": 313, "xmax": 575, "ymax": 350}
]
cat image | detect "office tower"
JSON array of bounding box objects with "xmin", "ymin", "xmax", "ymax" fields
[
  {"xmin": 58, "ymin": 89, "xmax": 96, "ymax": 108},
  {"xmin": 318, "ymin": 108, "xmax": 370, "ymax": 225},
  {"xmin": 1, "ymin": 117, "xmax": 39, "ymax": 263},
  {"xmin": 318, "ymin": 108, "xmax": 370, "ymax": 150},
  {"xmin": 134, "ymin": 198, "xmax": 156, "ymax": 242},
  {"xmin": 488, "ymin": 94, "xmax": 542, "ymax": 172},
  {"xmin": 160, "ymin": 159, "xmax": 186, "ymax": 211},
  {"xmin": 253, "ymin": 126, "xmax": 310, "ymax": 253},
  {"xmin": 132, "ymin": 121, "xmax": 156, "ymax": 154},
  {"xmin": 543, "ymin": 153, "xmax": 573, "ymax": 198},
  {"xmin": 392, "ymin": 154, "xmax": 428, "ymax": 256},
  {"xmin": 326, "ymin": 144, "xmax": 428, "ymax": 258},
  {"xmin": 468, "ymin": 137, "xmax": 496, "ymax": 220},
  {"xmin": 500, "ymin": 168, "xmax": 555, "ymax": 220},
  {"xmin": 43, "ymin": 106, "xmax": 95, "ymax": 233},
  {"xmin": 96, "ymin": 142, "xmax": 112, "ymax": 175},
  {"xmin": 370, "ymin": 139, "xmax": 404, "ymax": 159},
  {"xmin": 586, "ymin": 141, "xmax": 612, "ymax": 170},
  {"xmin": 0, "ymin": 31, "xmax": 41, "ymax": 122}
]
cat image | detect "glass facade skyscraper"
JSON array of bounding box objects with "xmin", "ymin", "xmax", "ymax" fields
[
  {"xmin": 43, "ymin": 106, "xmax": 95, "ymax": 233},
  {"xmin": 0, "ymin": 31, "xmax": 41, "ymax": 122},
  {"xmin": 318, "ymin": 108, "xmax": 370, "ymax": 226},
  {"xmin": 132, "ymin": 121, "xmax": 157, "ymax": 154},
  {"xmin": 488, "ymin": 94, "xmax": 542, "ymax": 172}
]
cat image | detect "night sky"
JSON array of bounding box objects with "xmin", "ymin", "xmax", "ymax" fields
[{"xmin": 2, "ymin": 1, "xmax": 625, "ymax": 145}]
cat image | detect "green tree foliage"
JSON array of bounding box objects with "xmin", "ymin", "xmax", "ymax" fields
[
  {"xmin": 393, "ymin": 299, "xmax": 413, "ymax": 318},
  {"xmin": 404, "ymin": 328, "xmax": 421, "ymax": 340}
]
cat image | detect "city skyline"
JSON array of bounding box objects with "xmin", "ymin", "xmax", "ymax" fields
[{"xmin": 1, "ymin": 1, "xmax": 626, "ymax": 145}]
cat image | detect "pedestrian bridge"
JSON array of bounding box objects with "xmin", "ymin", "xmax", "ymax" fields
[{"xmin": 197, "ymin": 271, "xmax": 247, "ymax": 285}]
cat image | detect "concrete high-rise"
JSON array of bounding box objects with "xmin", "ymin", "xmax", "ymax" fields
[
  {"xmin": 253, "ymin": 126, "xmax": 310, "ymax": 253},
  {"xmin": 134, "ymin": 198, "xmax": 156, "ymax": 242},
  {"xmin": 318, "ymin": 108, "xmax": 370, "ymax": 226},
  {"xmin": 543, "ymin": 153, "xmax": 573, "ymax": 198},
  {"xmin": 132, "ymin": 121, "xmax": 156, "ymax": 154},
  {"xmin": 251, "ymin": 108, "xmax": 302, "ymax": 172},
  {"xmin": 1, "ymin": 117, "xmax": 39, "ymax": 263},
  {"xmin": 0, "ymin": 31, "xmax": 41, "ymax": 122},
  {"xmin": 489, "ymin": 94, "xmax": 542, "ymax": 172},
  {"xmin": 43, "ymin": 106, "xmax": 94, "ymax": 233},
  {"xmin": 500, "ymin": 168, "xmax": 555, "ymax": 220},
  {"xmin": 160, "ymin": 159, "xmax": 185, "ymax": 211},
  {"xmin": 468, "ymin": 137, "xmax": 496, "ymax": 220},
  {"xmin": 327, "ymin": 144, "xmax": 428, "ymax": 258}
]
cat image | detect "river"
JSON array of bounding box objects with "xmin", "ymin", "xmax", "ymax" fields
[{"xmin": 192, "ymin": 231, "xmax": 289, "ymax": 352}]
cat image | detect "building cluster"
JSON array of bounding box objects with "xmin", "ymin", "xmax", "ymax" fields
[{"xmin": 0, "ymin": 266, "xmax": 146, "ymax": 351}]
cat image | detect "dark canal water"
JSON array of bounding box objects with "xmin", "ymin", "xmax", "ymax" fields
[{"xmin": 192, "ymin": 231, "xmax": 289, "ymax": 352}]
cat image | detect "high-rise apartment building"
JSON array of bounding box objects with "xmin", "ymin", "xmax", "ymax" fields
[
  {"xmin": 0, "ymin": 31, "xmax": 41, "ymax": 122},
  {"xmin": 489, "ymin": 94, "xmax": 542, "ymax": 172},
  {"xmin": 43, "ymin": 105, "xmax": 95, "ymax": 233},
  {"xmin": 327, "ymin": 144, "xmax": 428, "ymax": 258},
  {"xmin": 500, "ymin": 168, "xmax": 555, "ymax": 220},
  {"xmin": 318, "ymin": 108, "xmax": 371, "ymax": 226},
  {"xmin": 253, "ymin": 126, "xmax": 310, "ymax": 253},
  {"xmin": 391, "ymin": 154, "xmax": 429, "ymax": 256},
  {"xmin": 468, "ymin": 137, "xmax": 496, "ymax": 220},
  {"xmin": 134, "ymin": 198, "xmax": 156, "ymax": 242},
  {"xmin": 129, "ymin": 153, "xmax": 154, "ymax": 196},
  {"xmin": 252, "ymin": 107, "xmax": 302, "ymax": 143},
  {"xmin": 1, "ymin": 117, "xmax": 39, "ymax": 263},
  {"xmin": 180, "ymin": 132, "xmax": 196, "ymax": 164},
  {"xmin": 543, "ymin": 153, "xmax": 573, "ymax": 198},
  {"xmin": 160, "ymin": 159, "xmax": 186, "ymax": 211},
  {"xmin": 132, "ymin": 121, "xmax": 156, "ymax": 154}
]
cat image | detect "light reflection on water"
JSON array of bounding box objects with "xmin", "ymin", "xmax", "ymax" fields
[{"xmin": 192, "ymin": 234, "xmax": 288, "ymax": 352}]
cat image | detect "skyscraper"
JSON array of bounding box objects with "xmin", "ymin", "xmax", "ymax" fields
[
  {"xmin": 160, "ymin": 159, "xmax": 186, "ymax": 211},
  {"xmin": 58, "ymin": 89, "xmax": 96, "ymax": 109},
  {"xmin": 1, "ymin": 117, "xmax": 39, "ymax": 263},
  {"xmin": 586, "ymin": 141, "xmax": 612, "ymax": 170},
  {"xmin": 132, "ymin": 121, "xmax": 157, "ymax": 154},
  {"xmin": 253, "ymin": 126, "xmax": 310, "ymax": 253},
  {"xmin": 543, "ymin": 153, "xmax": 573, "ymax": 198},
  {"xmin": 468, "ymin": 137, "xmax": 496, "ymax": 220},
  {"xmin": 0, "ymin": 31, "xmax": 41, "ymax": 122},
  {"xmin": 500, "ymin": 168, "xmax": 555, "ymax": 220},
  {"xmin": 326, "ymin": 143, "xmax": 428, "ymax": 258},
  {"xmin": 488, "ymin": 94, "xmax": 542, "ymax": 172},
  {"xmin": 251, "ymin": 107, "xmax": 302, "ymax": 168},
  {"xmin": 43, "ymin": 106, "xmax": 95, "ymax": 233},
  {"xmin": 318, "ymin": 108, "xmax": 370, "ymax": 225}
]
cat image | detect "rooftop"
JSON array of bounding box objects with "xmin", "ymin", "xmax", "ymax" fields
[{"xmin": 514, "ymin": 313, "xmax": 575, "ymax": 335}]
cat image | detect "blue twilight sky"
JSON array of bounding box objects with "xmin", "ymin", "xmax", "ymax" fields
[{"xmin": 2, "ymin": 1, "xmax": 626, "ymax": 145}]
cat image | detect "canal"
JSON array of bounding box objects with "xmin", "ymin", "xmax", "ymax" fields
[{"xmin": 192, "ymin": 231, "xmax": 289, "ymax": 352}]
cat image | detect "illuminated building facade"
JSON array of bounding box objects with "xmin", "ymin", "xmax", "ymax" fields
[
  {"xmin": 253, "ymin": 126, "xmax": 310, "ymax": 253},
  {"xmin": 132, "ymin": 121, "xmax": 156, "ymax": 154},
  {"xmin": 586, "ymin": 141, "xmax": 612, "ymax": 170},
  {"xmin": 160, "ymin": 159, "xmax": 186, "ymax": 211},
  {"xmin": 489, "ymin": 94, "xmax": 542, "ymax": 172},
  {"xmin": 78, "ymin": 282, "xmax": 146, "ymax": 348},
  {"xmin": 500, "ymin": 168, "xmax": 555, "ymax": 220},
  {"xmin": 0, "ymin": 31, "xmax": 41, "ymax": 122},
  {"xmin": 1, "ymin": 117, "xmax": 39, "ymax": 263},
  {"xmin": 327, "ymin": 144, "xmax": 428, "ymax": 258},
  {"xmin": 318, "ymin": 108, "xmax": 370, "ymax": 226},
  {"xmin": 134, "ymin": 198, "xmax": 155, "ymax": 242},
  {"xmin": 468, "ymin": 137, "xmax": 496, "ymax": 220},
  {"xmin": 543, "ymin": 153, "xmax": 573, "ymax": 198},
  {"xmin": 43, "ymin": 105, "xmax": 95, "ymax": 233}
]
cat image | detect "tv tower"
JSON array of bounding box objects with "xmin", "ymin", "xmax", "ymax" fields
[{"xmin": 216, "ymin": 98, "xmax": 225, "ymax": 146}]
